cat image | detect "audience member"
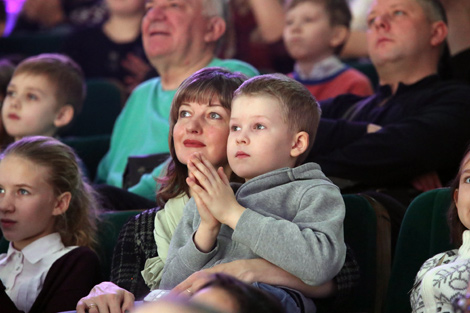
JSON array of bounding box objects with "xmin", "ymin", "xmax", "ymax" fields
[
  {"xmin": 1, "ymin": 53, "xmax": 84, "ymax": 141},
  {"xmin": 0, "ymin": 136, "xmax": 102, "ymax": 313},
  {"xmin": 410, "ymin": 145, "xmax": 470, "ymax": 313},
  {"xmin": 229, "ymin": 0, "xmax": 292, "ymax": 73},
  {"xmin": 95, "ymin": 0, "xmax": 258, "ymax": 202},
  {"xmin": 160, "ymin": 74, "xmax": 345, "ymax": 313},
  {"xmin": 12, "ymin": 0, "xmax": 106, "ymax": 35},
  {"xmin": 62, "ymin": 0, "xmax": 155, "ymax": 98},
  {"xmin": 306, "ymin": 0, "xmax": 470, "ymax": 205},
  {"xmin": 283, "ymin": 0, "xmax": 373, "ymax": 101},
  {"xmin": 77, "ymin": 68, "xmax": 358, "ymax": 313}
]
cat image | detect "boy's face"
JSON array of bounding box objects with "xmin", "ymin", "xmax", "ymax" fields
[
  {"xmin": 228, "ymin": 95, "xmax": 298, "ymax": 181},
  {"xmin": 283, "ymin": 2, "xmax": 339, "ymax": 62},
  {"xmin": 2, "ymin": 74, "xmax": 62, "ymax": 140}
]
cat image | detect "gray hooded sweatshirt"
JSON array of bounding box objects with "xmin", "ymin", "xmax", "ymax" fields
[{"xmin": 160, "ymin": 163, "xmax": 346, "ymax": 289}]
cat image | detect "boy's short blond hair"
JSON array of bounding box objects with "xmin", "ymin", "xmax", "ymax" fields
[
  {"xmin": 286, "ymin": 0, "xmax": 351, "ymax": 54},
  {"xmin": 233, "ymin": 73, "xmax": 321, "ymax": 165},
  {"xmin": 13, "ymin": 53, "xmax": 85, "ymax": 115}
]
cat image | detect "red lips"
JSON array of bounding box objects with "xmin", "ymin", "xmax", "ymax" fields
[
  {"xmin": 7, "ymin": 113, "xmax": 19, "ymax": 120},
  {"xmin": 183, "ymin": 140, "xmax": 205, "ymax": 148},
  {"xmin": 0, "ymin": 218, "xmax": 16, "ymax": 228}
]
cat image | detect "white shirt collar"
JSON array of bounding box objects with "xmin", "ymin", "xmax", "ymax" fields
[
  {"xmin": 294, "ymin": 55, "xmax": 346, "ymax": 80},
  {"xmin": 5, "ymin": 233, "xmax": 65, "ymax": 264}
]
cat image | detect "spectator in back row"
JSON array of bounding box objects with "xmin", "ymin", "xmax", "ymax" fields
[
  {"xmin": 1, "ymin": 54, "xmax": 84, "ymax": 142},
  {"xmin": 284, "ymin": 0, "xmax": 374, "ymax": 101},
  {"xmin": 95, "ymin": 0, "xmax": 258, "ymax": 204},
  {"xmin": 306, "ymin": 0, "xmax": 470, "ymax": 244},
  {"xmin": 12, "ymin": 0, "xmax": 106, "ymax": 35},
  {"xmin": 62, "ymin": 0, "xmax": 156, "ymax": 99}
]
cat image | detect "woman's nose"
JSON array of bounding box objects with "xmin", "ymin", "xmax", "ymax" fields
[{"xmin": 186, "ymin": 118, "xmax": 202, "ymax": 134}]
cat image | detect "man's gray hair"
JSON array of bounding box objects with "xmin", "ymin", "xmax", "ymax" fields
[
  {"xmin": 414, "ymin": 0, "xmax": 447, "ymax": 24},
  {"xmin": 203, "ymin": 0, "xmax": 229, "ymax": 20}
]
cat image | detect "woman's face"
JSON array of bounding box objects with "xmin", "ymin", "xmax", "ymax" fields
[{"xmin": 173, "ymin": 96, "xmax": 231, "ymax": 170}]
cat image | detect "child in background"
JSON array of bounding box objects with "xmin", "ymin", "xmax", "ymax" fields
[
  {"xmin": 411, "ymin": 145, "xmax": 470, "ymax": 313},
  {"xmin": 2, "ymin": 53, "xmax": 84, "ymax": 141},
  {"xmin": 283, "ymin": 0, "xmax": 373, "ymax": 101},
  {"xmin": 62, "ymin": 0, "xmax": 154, "ymax": 98},
  {"xmin": 161, "ymin": 74, "xmax": 346, "ymax": 313},
  {"xmin": 0, "ymin": 136, "xmax": 102, "ymax": 313}
]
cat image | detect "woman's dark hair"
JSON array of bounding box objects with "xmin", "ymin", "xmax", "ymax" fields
[
  {"xmin": 197, "ymin": 273, "xmax": 286, "ymax": 313},
  {"xmin": 156, "ymin": 67, "xmax": 247, "ymax": 206},
  {"xmin": 448, "ymin": 144, "xmax": 470, "ymax": 246}
]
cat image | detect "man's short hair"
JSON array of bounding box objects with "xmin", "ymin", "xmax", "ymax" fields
[
  {"xmin": 414, "ymin": 0, "xmax": 447, "ymax": 24},
  {"xmin": 13, "ymin": 53, "xmax": 85, "ymax": 115},
  {"xmin": 286, "ymin": 0, "xmax": 351, "ymax": 54},
  {"xmin": 287, "ymin": 0, "xmax": 351, "ymax": 28},
  {"xmin": 233, "ymin": 73, "xmax": 321, "ymax": 165}
]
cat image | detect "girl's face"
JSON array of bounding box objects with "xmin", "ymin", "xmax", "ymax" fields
[
  {"xmin": 0, "ymin": 155, "xmax": 64, "ymax": 250},
  {"xmin": 173, "ymin": 96, "xmax": 231, "ymax": 170},
  {"xmin": 455, "ymin": 154, "xmax": 470, "ymax": 229}
]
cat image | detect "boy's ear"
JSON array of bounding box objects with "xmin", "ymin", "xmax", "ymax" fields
[
  {"xmin": 204, "ymin": 16, "xmax": 226, "ymax": 43},
  {"xmin": 53, "ymin": 105, "xmax": 74, "ymax": 128},
  {"xmin": 290, "ymin": 131, "xmax": 309, "ymax": 158},
  {"xmin": 52, "ymin": 191, "xmax": 72, "ymax": 216},
  {"xmin": 330, "ymin": 25, "xmax": 349, "ymax": 49}
]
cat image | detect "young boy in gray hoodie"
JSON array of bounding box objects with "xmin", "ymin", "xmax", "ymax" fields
[{"xmin": 160, "ymin": 74, "xmax": 346, "ymax": 313}]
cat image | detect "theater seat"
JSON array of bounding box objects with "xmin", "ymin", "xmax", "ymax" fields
[{"xmin": 384, "ymin": 188, "xmax": 454, "ymax": 313}]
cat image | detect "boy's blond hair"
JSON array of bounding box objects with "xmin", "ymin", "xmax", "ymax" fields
[
  {"xmin": 286, "ymin": 0, "xmax": 352, "ymax": 54},
  {"xmin": 13, "ymin": 53, "xmax": 85, "ymax": 116},
  {"xmin": 233, "ymin": 73, "xmax": 321, "ymax": 165}
]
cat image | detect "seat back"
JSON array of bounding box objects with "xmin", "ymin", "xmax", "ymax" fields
[
  {"xmin": 59, "ymin": 79, "xmax": 122, "ymax": 137},
  {"xmin": 0, "ymin": 33, "xmax": 65, "ymax": 57},
  {"xmin": 384, "ymin": 188, "xmax": 454, "ymax": 313},
  {"xmin": 95, "ymin": 210, "xmax": 141, "ymax": 280},
  {"xmin": 342, "ymin": 194, "xmax": 391, "ymax": 313},
  {"xmin": 61, "ymin": 134, "xmax": 111, "ymax": 182}
]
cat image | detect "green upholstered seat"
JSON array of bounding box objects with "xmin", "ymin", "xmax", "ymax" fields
[
  {"xmin": 384, "ymin": 188, "xmax": 454, "ymax": 313},
  {"xmin": 95, "ymin": 210, "xmax": 141, "ymax": 280},
  {"xmin": 59, "ymin": 79, "xmax": 123, "ymax": 137},
  {"xmin": 0, "ymin": 33, "xmax": 66, "ymax": 57},
  {"xmin": 61, "ymin": 134, "xmax": 110, "ymax": 182},
  {"xmin": 342, "ymin": 194, "xmax": 391, "ymax": 313}
]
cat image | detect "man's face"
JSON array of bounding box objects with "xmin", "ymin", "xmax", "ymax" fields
[
  {"xmin": 366, "ymin": 0, "xmax": 437, "ymax": 67},
  {"xmin": 141, "ymin": 0, "xmax": 210, "ymax": 63}
]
